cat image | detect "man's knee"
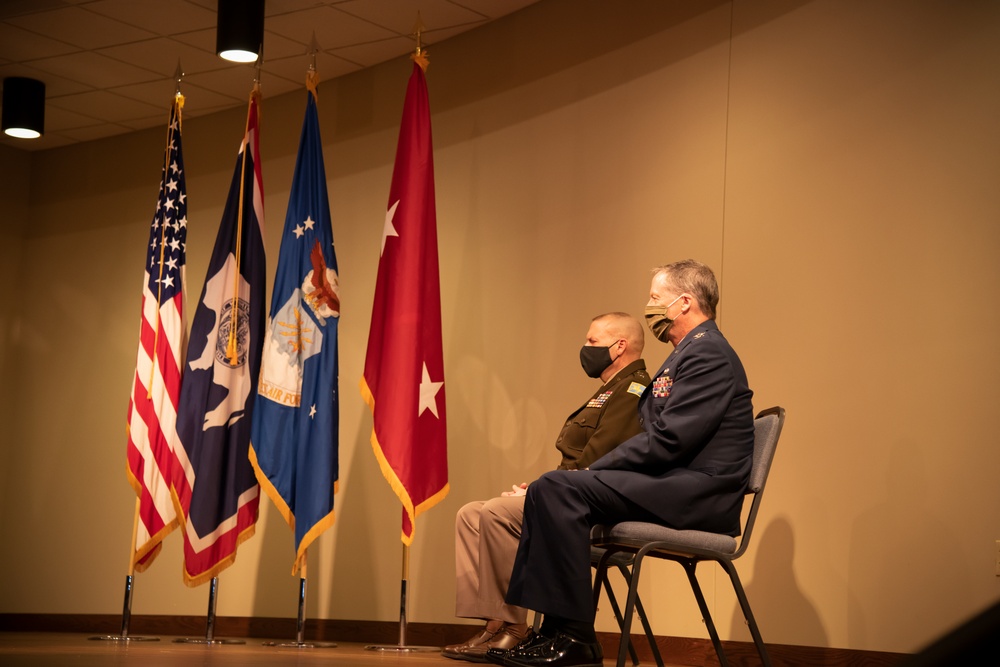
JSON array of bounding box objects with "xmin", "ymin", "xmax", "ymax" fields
[
  {"xmin": 456, "ymin": 500, "xmax": 485, "ymax": 533},
  {"xmin": 527, "ymin": 470, "xmax": 570, "ymax": 500},
  {"xmin": 481, "ymin": 495, "xmax": 524, "ymax": 527}
]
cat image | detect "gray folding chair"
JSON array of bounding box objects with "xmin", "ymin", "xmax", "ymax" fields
[{"xmin": 591, "ymin": 406, "xmax": 785, "ymax": 667}]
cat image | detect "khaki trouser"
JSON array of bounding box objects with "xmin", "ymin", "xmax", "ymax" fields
[{"xmin": 455, "ymin": 496, "xmax": 530, "ymax": 624}]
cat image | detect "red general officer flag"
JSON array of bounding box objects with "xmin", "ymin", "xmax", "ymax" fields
[{"xmin": 360, "ymin": 58, "xmax": 448, "ymax": 545}]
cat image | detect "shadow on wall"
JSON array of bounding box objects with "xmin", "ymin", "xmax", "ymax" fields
[
  {"xmin": 326, "ymin": 411, "xmax": 391, "ymax": 621},
  {"xmin": 251, "ymin": 502, "xmax": 322, "ymax": 623},
  {"xmin": 729, "ymin": 516, "xmax": 828, "ymax": 648}
]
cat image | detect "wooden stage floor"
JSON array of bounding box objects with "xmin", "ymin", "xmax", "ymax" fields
[{"xmin": 0, "ymin": 632, "xmax": 649, "ymax": 667}]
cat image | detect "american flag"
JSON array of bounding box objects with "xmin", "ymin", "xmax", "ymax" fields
[{"xmin": 125, "ymin": 94, "xmax": 192, "ymax": 571}]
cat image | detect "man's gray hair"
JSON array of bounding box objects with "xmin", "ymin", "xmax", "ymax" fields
[{"xmin": 651, "ymin": 259, "xmax": 720, "ymax": 320}]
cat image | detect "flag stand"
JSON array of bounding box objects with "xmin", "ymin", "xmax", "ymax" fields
[
  {"xmin": 263, "ymin": 555, "xmax": 336, "ymax": 648},
  {"xmin": 91, "ymin": 499, "xmax": 159, "ymax": 642},
  {"xmin": 365, "ymin": 544, "xmax": 439, "ymax": 652},
  {"xmin": 173, "ymin": 577, "xmax": 245, "ymax": 645}
]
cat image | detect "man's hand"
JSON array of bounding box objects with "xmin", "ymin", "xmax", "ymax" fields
[{"xmin": 501, "ymin": 482, "xmax": 528, "ymax": 497}]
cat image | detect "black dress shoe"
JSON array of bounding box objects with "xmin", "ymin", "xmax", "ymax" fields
[{"xmin": 501, "ymin": 631, "xmax": 603, "ymax": 667}]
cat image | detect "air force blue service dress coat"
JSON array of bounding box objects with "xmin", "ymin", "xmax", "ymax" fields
[{"xmin": 589, "ymin": 319, "xmax": 755, "ymax": 536}]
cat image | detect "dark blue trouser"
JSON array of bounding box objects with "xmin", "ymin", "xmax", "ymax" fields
[{"xmin": 504, "ymin": 469, "xmax": 659, "ymax": 623}]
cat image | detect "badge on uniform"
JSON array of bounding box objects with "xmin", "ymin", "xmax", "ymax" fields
[
  {"xmin": 694, "ymin": 332, "xmax": 706, "ymax": 339},
  {"xmin": 652, "ymin": 374, "xmax": 673, "ymax": 398},
  {"xmin": 627, "ymin": 382, "xmax": 646, "ymax": 397},
  {"xmin": 587, "ymin": 391, "xmax": 613, "ymax": 408}
]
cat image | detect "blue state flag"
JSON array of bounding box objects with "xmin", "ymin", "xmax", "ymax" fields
[
  {"xmin": 176, "ymin": 88, "xmax": 266, "ymax": 586},
  {"xmin": 250, "ymin": 72, "xmax": 339, "ymax": 576}
]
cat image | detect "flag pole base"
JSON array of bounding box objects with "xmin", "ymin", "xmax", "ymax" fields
[
  {"xmin": 89, "ymin": 574, "xmax": 160, "ymax": 641},
  {"xmin": 259, "ymin": 576, "xmax": 335, "ymax": 648},
  {"xmin": 364, "ymin": 561, "xmax": 439, "ymax": 652},
  {"xmin": 172, "ymin": 577, "xmax": 244, "ymax": 645},
  {"xmin": 262, "ymin": 640, "xmax": 337, "ymax": 648},
  {"xmin": 364, "ymin": 644, "xmax": 440, "ymax": 652}
]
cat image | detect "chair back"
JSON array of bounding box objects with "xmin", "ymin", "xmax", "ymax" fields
[
  {"xmin": 748, "ymin": 406, "xmax": 785, "ymax": 493},
  {"xmin": 734, "ymin": 406, "xmax": 785, "ymax": 557}
]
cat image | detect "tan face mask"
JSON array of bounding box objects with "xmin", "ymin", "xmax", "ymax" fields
[{"xmin": 644, "ymin": 295, "xmax": 682, "ymax": 342}]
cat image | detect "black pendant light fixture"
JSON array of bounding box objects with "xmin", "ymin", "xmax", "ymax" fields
[
  {"xmin": 2, "ymin": 77, "xmax": 46, "ymax": 139},
  {"xmin": 216, "ymin": 0, "xmax": 265, "ymax": 63}
]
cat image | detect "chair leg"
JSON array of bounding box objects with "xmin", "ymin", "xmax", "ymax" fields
[
  {"xmin": 616, "ymin": 563, "xmax": 664, "ymax": 667},
  {"xmin": 615, "ymin": 550, "xmax": 652, "ymax": 667},
  {"xmin": 720, "ymin": 560, "xmax": 773, "ymax": 667},
  {"xmin": 593, "ymin": 550, "xmax": 640, "ymax": 665},
  {"xmin": 592, "ymin": 549, "xmax": 615, "ymax": 609},
  {"xmin": 601, "ymin": 571, "xmax": 641, "ymax": 666},
  {"xmin": 681, "ymin": 560, "xmax": 730, "ymax": 667}
]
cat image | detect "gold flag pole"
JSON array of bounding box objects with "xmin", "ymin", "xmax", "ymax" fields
[{"xmin": 146, "ymin": 73, "xmax": 184, "ymax": 398}]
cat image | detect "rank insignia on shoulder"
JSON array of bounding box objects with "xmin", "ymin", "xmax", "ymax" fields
[
  {"xmin": 652, "ymin": 374, "xmax": 673, "ymax": 398},
  {"xmin": 694, "ymin": 332, "xmax": 706, "ymax": 339},
  {"xmin": 627, "ymin": 382, "xmax": 646, "ymax": 397},
  {"xmin": 586, "ymin": 391, "xmax": 613, "ymax": 408}
]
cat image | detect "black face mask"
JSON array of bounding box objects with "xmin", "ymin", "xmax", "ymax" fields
[{"xmin": 579, "ymin": 341, "xmax": 619, "ymax": 379}]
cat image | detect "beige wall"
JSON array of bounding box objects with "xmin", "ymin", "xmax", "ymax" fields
[{"xmin": 0, "ymin": 0, "xmax": 998, "ymax": 655}]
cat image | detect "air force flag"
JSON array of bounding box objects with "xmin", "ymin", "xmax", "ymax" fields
[{"xmin": 250, "ymin": 72, "xmax": 340, "ymax": 576}]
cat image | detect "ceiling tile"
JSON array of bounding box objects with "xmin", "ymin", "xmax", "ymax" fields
[
  {"xmin": 449, "ymin": 0, "xmax": 540, "ymax": 17},
  {"xmin": 48, "ymin": 89, "xmax": 165, "ymax": 123},
  {"xmin": 168, "ymin": 26, "xmax": 216, "ymax": 53},
  {"xmin": 6, "ymin": 6, "xmax": 156, "ymax": 49},
  {"xmin": 0, "ymin": 0, "xmax": 71, "ymax": 20},
  {"xmin": 0, "ymin": 0, "xmax": 542, "ymax": 150},
  {"xmin": 0, "ymin": 23, "xmax": 79, "ymax": 61},
  {"xmin": 0, "ymin": 62, "xmax": 91, "ymax": 97},
  {"xmin": 85, "ymin": 0, "xmax": 217, "ymax": 35},
  {"xmin": 266, "ymin": 6, "xmax": 396, "ymax": 49},
  {"xmin": 265, "ymin": 0, "xmax": 338, "ymax": 14},
  {"xmin": 30, "ymin": 51, "xmax": 160, "ymax": 89},
  {"xmin": 261, "ymin": 29, "xmax": 329, "ymax": 61},
  {"xmin": 335, "ymin": 0, "xmax": 487, "ymax": 35},
  {"xmin": 96, "ymin": 38, "xmax": 222, "ymax": 77}
]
